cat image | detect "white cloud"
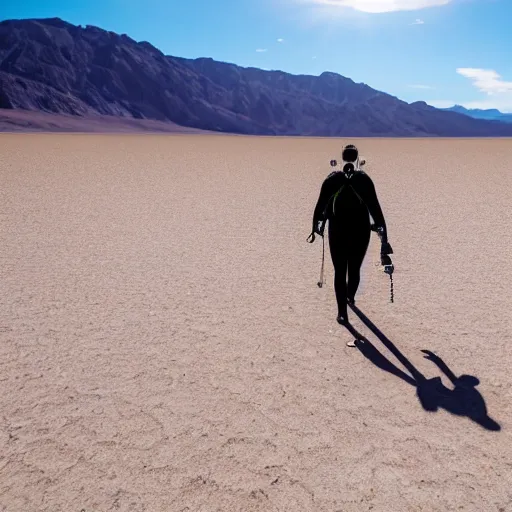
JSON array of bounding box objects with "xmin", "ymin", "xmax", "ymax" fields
[
  {"xmin": 277, "ymin": 38, "xmax": 285, "ymax": 42},
  {"xmin": 312, "ymin": 56, "xmax": 317, "ymax": 59},
  {"xmin": 256, "ymin": 48, "xmax": 268, "ymax": 52},
  {"xmin": 411, "ymin": 18, "xmax": 424, "ymax": 24},
  {"xmin": 298, "ymin": 0, "xmax": 451, "ymax": 13},
  {"xmin": 408, "ymin": 84, "xmax": 434, "ymax": 89},
  {"xmin": 452, "ymin": 68, "xmax": 512, "ymax": 112},
  {"xmin": 456, "ymin": 68, "xmax": 512, "ymax": 95}
]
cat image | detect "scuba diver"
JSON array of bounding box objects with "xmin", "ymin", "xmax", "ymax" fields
[{"xmin": 308, "ymin": 144, "xmax": 393, "ymax": 326}]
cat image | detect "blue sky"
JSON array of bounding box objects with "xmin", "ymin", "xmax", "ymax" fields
[{"xmin": 2, "ymin": 0, "xmax": 512, "ymax": 112}]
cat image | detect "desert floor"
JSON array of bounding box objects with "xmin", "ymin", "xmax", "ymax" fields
[{"xmin": 1, "ymin": 134, "xmax": 511, "ymax": 512}]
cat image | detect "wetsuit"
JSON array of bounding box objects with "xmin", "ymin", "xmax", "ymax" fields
[{"xmin": 312, "ymin": 169, "xmax": 388, "ymax": 320}]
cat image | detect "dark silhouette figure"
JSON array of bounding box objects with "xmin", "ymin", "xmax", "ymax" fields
[
  {"xmin": 310, "ymin": 145, "xmax": 392, "ymax": 325},
  {"xmin": 348, "ymin": 303, "xmax": 501, "ymax": 431}
]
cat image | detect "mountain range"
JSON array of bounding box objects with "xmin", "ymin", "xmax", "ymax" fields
[
  {"xmin": 442, "ymin": 105, "xmax": 512, "ymax": 124},
  {"xmin": 1, "ymin": 17, "xmax": 512, "ymax": 136}
]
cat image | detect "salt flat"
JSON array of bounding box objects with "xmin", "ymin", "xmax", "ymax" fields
[{"xmin": 1, "ymin": 133, "xmax": 511, "ymax": 511}]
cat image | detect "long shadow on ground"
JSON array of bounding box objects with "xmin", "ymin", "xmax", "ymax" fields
[{"xmin": 347, "ymin": 303, "xmax": 501, "ymax": 432}]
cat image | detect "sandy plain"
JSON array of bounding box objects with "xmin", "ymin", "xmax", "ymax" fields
[{"xmin": 1, "ymin": 133, "xmax": 512, "ymax": 511}]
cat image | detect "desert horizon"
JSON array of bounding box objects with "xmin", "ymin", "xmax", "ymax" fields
[
  {"xmin": 3, "ymin": 17, "xmax": 512, "ymax": 138},
  {"xmin": 1, "ymin": 133, "xmax": 512, "ymax": 511},
  {"xmin": 5, "ymin": 109, "xmax": 512, "ymax": 140}
]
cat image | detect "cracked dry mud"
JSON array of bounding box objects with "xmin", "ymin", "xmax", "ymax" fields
[{"xmin": 1, "ymin": 134, "xmax": 512, "ymax": 511}]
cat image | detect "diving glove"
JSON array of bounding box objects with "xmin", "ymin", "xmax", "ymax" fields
[
  {"xmin": 380, "ymin": 254, "xmax": 394, "ymax": 275},
  {"xmin": 380, "ymin": 254, "xmax": 393, "ymax": 267},
  {"xmin": 381, "ymin": 241, "xmax": 393, "ymax": 255},
  {"xmin": 307, "ymin": 219, "xmax": 327, "ymax": 243},
  {"xmin": 314, "ymin": 219, "xmax": 326, "ymax": 237}
]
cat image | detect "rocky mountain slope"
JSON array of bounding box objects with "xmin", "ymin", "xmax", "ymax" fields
[{"xmin": 2, "ymin": 17, "xmax": 512, "ymax": 136}]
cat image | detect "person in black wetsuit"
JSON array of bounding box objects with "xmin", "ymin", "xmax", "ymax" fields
[{"xmin": 310, "ymin": 145, "xmax": 392, "ymax": 325}]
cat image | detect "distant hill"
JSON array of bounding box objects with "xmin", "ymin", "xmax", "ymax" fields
[
  {"xmin": 442, "ymin": 105, "xmax": 512, "ymax": 124},
  {"xmin": 0, "ymin": 108, "xmax": 210, "ymax": 133},
  {"xmin": 2, "ymin": 17, "xmax": 512, "ymax": 136}
]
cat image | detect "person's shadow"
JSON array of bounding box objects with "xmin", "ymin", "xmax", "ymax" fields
[{"xmin": 347, "ymin": 303, "xmax": 501, "ymax": 432}]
